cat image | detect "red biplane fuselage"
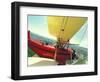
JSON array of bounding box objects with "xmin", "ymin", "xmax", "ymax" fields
[{"xmin": 28, "ymin": 31, "xmax": 73, "ymax": 65}]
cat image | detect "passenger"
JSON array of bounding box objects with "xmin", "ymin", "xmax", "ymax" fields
[
  {"xmin": 45, "ymin": 42, "xmax": 49, "ymax": 45},
  {"xmin": 72, "ymin": 49, "xmax": 77, "ymax": 60}
]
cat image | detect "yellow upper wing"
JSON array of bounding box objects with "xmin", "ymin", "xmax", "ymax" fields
[{"xmin": 48, "ymin": 16, "xmax": 87, "ymax": 41}]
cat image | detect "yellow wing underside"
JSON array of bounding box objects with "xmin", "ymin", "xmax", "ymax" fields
[{"xmin": 48, "ymin": 16, "xmax": 87, "ymax": 41}]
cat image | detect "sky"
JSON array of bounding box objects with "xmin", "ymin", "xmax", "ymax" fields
[
  {"xmin": 28, "ymin": 15, "xmax": 56, "ymax": 40},
  {"xmin": 28, "ymin": 15, "xmax": 88, "ymax": 48}
]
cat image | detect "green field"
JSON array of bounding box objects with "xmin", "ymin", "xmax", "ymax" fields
[{"xmin": 28, "ymin": 47, "xmax": 36, "ymax": 57}]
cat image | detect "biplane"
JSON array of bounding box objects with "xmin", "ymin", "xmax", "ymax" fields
[{"xmin": 28, "ymin": 16, "xmax": 87, "ymax": 65}]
